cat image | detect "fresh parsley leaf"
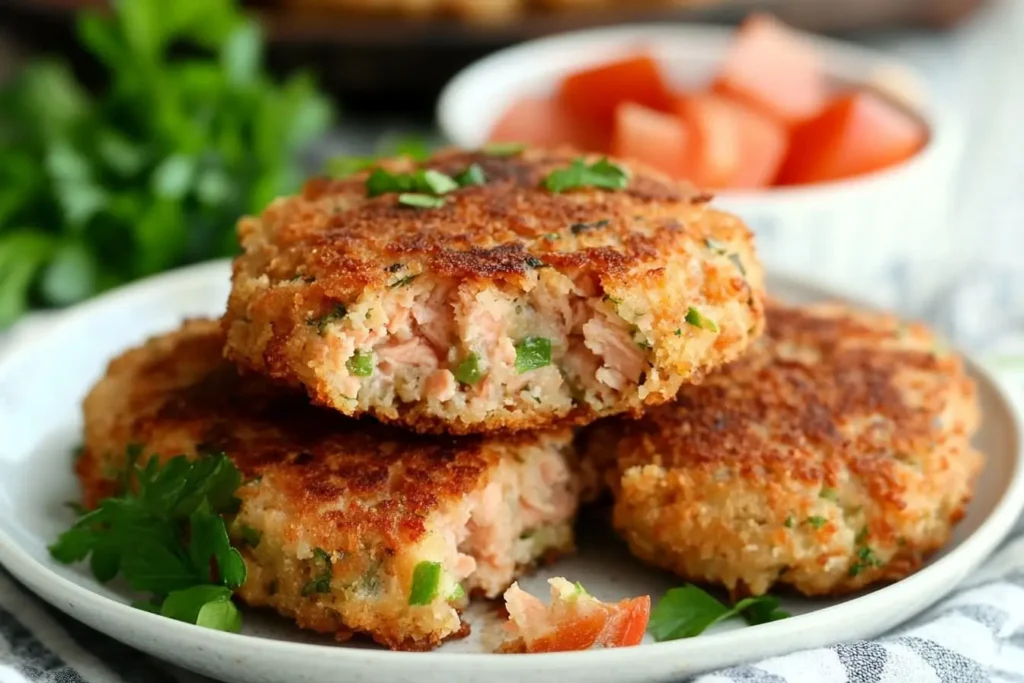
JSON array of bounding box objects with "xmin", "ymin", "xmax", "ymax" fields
[
  {"xmin": 455, "ymin": 163, "xmax": 486, "ymax": 187},
  {"xmin": 543, "ymin": 158, "xmax": 629, "ymax": 193},
  {"xmin": 409, "ymin": 561, "xmax": 442, "ymax": 605},
  {"xmin": 196, "ymin": 598, "xmax": 242, "ymax": 633},
  {"xmin": 481, "ymin": 142, "xmax": 525, "ymax": 156},
  {"xmin": 514, "ymin": 337, "xmax": 552, "ymax": 374},
  {"xmin": 398, "ymin": 193, "xmax": 446, "ymax": 209},
  {"xmin": 649, "ymin": 584, "xmax": 790, "ymax": 641},
  {"xmin": 453, "ymin": 352, "xmax": 483, "ymax": 385},
  {"xmin": 49, "ymin": 449, "xmax": 248, "ymax": 629},
  {"xmin": 685, "ymin": 306, "xmax": 719, "ymax": 332}
]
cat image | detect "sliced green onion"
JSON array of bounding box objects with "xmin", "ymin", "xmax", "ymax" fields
[
  {"xmin": 409, "ymin": 561, "xmax": 442, "ymax": 605},
  {"xmin": 398, "ymin": 193, "xmax": 445, "ymax": 209},
  {"xmin": 453, "ymin": 353, "xmax": 483, "ymax": 385},
  {"xmin": 422, "ymin": 169, "xmax": 459, "ymax": 195},
  {"xmin": 685, "ymin": 306, "xmax": 719, "ymax": 332},
  {"xmin": 455, "ymin": 163, "xmax": 486, "ymax": 187},
  {"xmin": 514, "ymin": 337, "xmax": 552, "ymax": 374},
  {"xmin": 346, "ymin": 350, "xmax": 374, "ymax": 377}
]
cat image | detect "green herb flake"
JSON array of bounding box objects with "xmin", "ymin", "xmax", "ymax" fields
[
  {"xmin": 409, "ymin": 561, "xmax": 442, "ymax": 605},
  {"xmin": 848, "ymin": 547, "xmax": 883, "ymax": 577},
  {"xmin": 806, "ymin": 516, "xmax": 828, "ymax": 529},
  {"xmin": 453, "ymin": 353, "xmax": 483, "ymax": 385},
  {"xmin": 819, "ymin": 487, "xmax": 839, "ymax": 502},
  {"xmin": 543, "ymin": 158, "xmax": 629, "ymax": 194},
  {"xmin": 685, "ymin": 307, "xmax": 719, "ymax": 333},
  {"xmin": 482, "ymin": 142, "xmax": 525, "ymax": 156},
  {"xmin": 729, "ymin": 253, "xmax": 747, "ymax": 276},
  {"xmin": 674, "ymin": 328, "xmax": 682, "ymax": 336},
  {"xmin": 514, "ymin": 337, "xmax": 552, "ymax": 374},
  {"xmin": 390, "ymin": 274, "xmax": 419, "ymax": 289},
  {"xmin": 398, "ymin": 192, "xmax": 446, "ymax": 209},
  {"xmin": 346, "ymin": 350, "xmax": 374, "ymax": 377},
  {"xmin": 649, "ymin": 584, "xmax": 790, "ymax": 642},
  {"xmin": 784, "ymin": 515, "xmax": 795, "ymax": 528},
  {"xmin": 309, "ymin": 304, "xmax": 347, "ymax": 336},
  {"xmin": 241, "ymin": 525, "xmax": 262, "ymax": 548},
  {"xmin": 704, "ymin": 238, "xmax": 728, "ymax": 254},
  {"xmin": 302, "ymin": 548, "xmax": 333, "ymax": 596},
  {"xmin": 525, "ymin": 255, "xmax": 547, "ymax": 269},
  {"xmin": 570, "ymin": 219, "xmax": 610, "ymax": 235},
  {"xmin": 421, "ymin": 169, "xmax": 459, "ymax": 195},
  {"xmin": 449, "ymin": 583, "xmax": 466, "ymax": 601},
  {"xmin": 454, "ymin": 163, "xmax": 486, "ymax": 187}
]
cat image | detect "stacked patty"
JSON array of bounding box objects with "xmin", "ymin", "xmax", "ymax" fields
[
  {"xmin": 79, "ymin": 319, "xmax": 579, "ymax": 649},
  {"xmin": 223, "ymin": 147, "xmax": 765, "ymax": 434},
  {"xmin": 584, "ymin": 302, "xmax": 983, "ymax": 597}
]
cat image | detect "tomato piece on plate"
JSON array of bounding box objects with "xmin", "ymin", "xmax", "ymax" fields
[
  {"xmin": 611, "ymin": 102, "xmax": 692, "ymax": 179},
  {"xmin": 489, "ymin": 96, "xmax": 609, "ymax": 152},
  {"xmin": 501, "ymin": 578, "xmax": 651, "ymax": 653},
  {"xmin": 775, "ymin": 91, "xmax": 927, "ymax": 185},
  {"xmin": 558, "ymin": 55, "xmax": 675, "ymax": 130},
  {"xmin": 675, "ymin": 93, "xmax": 789, "ymax": 189},
  {"xmin": 712, "ymin": 14, "xmax": 827, "ymax": 126}
]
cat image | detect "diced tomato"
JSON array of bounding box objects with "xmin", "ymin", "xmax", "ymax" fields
[
  {"xmin": 775, "ymin": 90, "xmax": 926, "ymax": 185},
  {"xmin": 558, "ymin": 55, "xmax": 675, "ymax": 131},
  {"xmin": 611, "ymin": 102, "xmax": 692, "ymax": 179},
  {"xmin": 528, "ymin": 608, "xmax": 608, "ymax": 653},
  {"xmin": 674, "ymin": 93, "xmax": 788, "ymax": 189},
  {"xmin": 712, "ymin": 14, "xmax": 827, "ymax": 126},
  {"xmin": 596, "ymin": 596, "xmax": 651, "ymax": 648},
  {"xmin": 489, "ymin": 96, "xmax": 609, "ymax": 152}
]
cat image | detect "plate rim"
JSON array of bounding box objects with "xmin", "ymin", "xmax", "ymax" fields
[{"xmin": 1, "ymin": 259, "xmax": 1022, "ymax": 671}]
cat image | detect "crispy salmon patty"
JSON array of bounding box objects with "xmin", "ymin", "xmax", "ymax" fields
[
  {"xmin": 223, "ymin": 147, "xmax": 765, "ymax": 434},
  {"xmin": 584, "ymin": 302, "xmax": 983, "ymax": 597},
  {"xmin": 78, "ymin": 319, "xmax": 580, "ymax": 650}
]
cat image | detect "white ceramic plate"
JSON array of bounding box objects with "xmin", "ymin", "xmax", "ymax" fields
[{"xmin": 0, "ymin": 261, "xmax": 1021, "ymax": 683}]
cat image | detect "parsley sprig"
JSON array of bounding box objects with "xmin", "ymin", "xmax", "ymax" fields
[
  {"xmin": 50, "ymin": 448, "xmax": 248, "ymax": 632},
  {"xmin": 543, "ymin": 158, "xmax": 629, "ymax": 193},
  {"xmin": 648, "ymin": 584, "xmax": 790, "ymax": 641}
]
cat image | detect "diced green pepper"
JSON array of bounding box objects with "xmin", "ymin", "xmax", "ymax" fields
[
  {"xmin": 409, "ymin": 561, "xmax": 442, "ymax": 605},
  {"xmin": 346, "ymin": 350, "xmax": 374, "ymax": 377},
  {"xmin": 453, "ymin": 353, "xmax": 483, "ymax": 385},
  {"xmin": 514, "ymin": 337, "xmax": 552, "ymax": 374}
]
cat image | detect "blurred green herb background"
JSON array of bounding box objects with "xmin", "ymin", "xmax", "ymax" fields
[{"xmin": 0, "ymin": 0, "xmax": 334, "ymax": 327}]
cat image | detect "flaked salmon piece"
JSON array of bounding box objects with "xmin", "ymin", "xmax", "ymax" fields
[
  {"xmin": 582, "ymin": 316, "xmax": 646, "ymax": 389},
  {"xmin": 500, "ymin": 578, "xmax": 651, "ymax": 653},
  {"xmin": 425, "ymin": 370, "xmax": 457, "ymax": 402}
]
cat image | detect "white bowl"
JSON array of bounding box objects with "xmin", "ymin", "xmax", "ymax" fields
[{"xmin": 437, "ymin": 24, "xmax": 962, "ymax": 311}]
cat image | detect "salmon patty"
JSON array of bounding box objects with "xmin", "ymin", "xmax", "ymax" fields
[
  {"xmin": 584, "ymin": 302, "xmax": 982, "ymax": 597},
  {"xmin": 223, "ymin": 147, "xmax": 765, "ymax": 434},
  {"xmin": 79, "ymin": 319, "xmax": 580, "ymax": 650}
]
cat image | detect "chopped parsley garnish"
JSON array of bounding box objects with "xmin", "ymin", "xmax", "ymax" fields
[
  {"xmin": 455, "ymin": 163, "xmax": 486, "ymax": 187},
  {"xmin": 49, "ymin": 450, "xmax": 246, "ymax": 632},
  {"xmin": 389, "ymin": 274, "xmax": 419, "ymax": 288},
  {"xmin": 674, "ymin": 328, "xmax": 682, "ymax": 336},
  {"xmin": 849, "ymin": 546, "xmax": 883, "ymax": 577},
  {"xmin": 685, "ymin": 306, "xmax": 719, "ymax": 332},
  {"xmin": 366, "ymin": 168, "xmax": 458, "ymax": 198},
  {"xmin": 240, "ymin": 525, "xmax": 262, "ymax": 548},
  {"xmin": 806, "ymin": 515, "xmax": 828, "ymax": 529},
  {"xmin": 525, "ymin": 255, "xmax": 547, "ymax": 269},
  {"xmin": 482, "ymin": 141, "xmax": 525, "ymax": 156},
  {"xmin": 570, "ymin": 219, "xmax": 610, "ymax": 235},
  {"xmin": 346, "ymin": 350, "xmax": 374, "ymax": 377},
  {"xmin": 453, "ymin": 353, "xmax": 483, "ymax": 385},
  {"xmin": 302, "ymin": 548, "xmax": 333, "ymax": 596},
  {"xmin": 784, "ymin": 515, "xmax": 795, "ymax": 528},
  {"xmin": 704, "ymin": 238, "xmax": 728, "ymax": 254},
  {"xmin": 819, "ymin": 487, "xmax": 838, "ymax": 502},
  {"xmin": 398, "ymin": 192, "xmax": 446, "ymax": 209},
  {"xmin": 729, "ymin": 253, "xmax": 747, "ymax": 276},
  {"xmin": 514, "ymin": 337, "xmax": 552, "ymax": 374},
  {"xmin": 543, "ymin": 158, "xmax": 629, "ymax": 194},
  {"xmin": 648, "ymin": 584, "xmax": 790, "ymax": 641},
  {"xmin": 309, "ymin": 303, "xmax": 347, "ymax": 336},
  {"xmin": 409, "ymin": 561, "xmax": 442, "ymax": 605}
]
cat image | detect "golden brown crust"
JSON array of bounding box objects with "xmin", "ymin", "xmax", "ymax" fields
[
  {"xmin": 223, "ymin": 147, "xmax": 765, "ymax": 433},
  {"xmin": 588, "ymin": 302, "xmax": 983, "ymax": 596}
]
